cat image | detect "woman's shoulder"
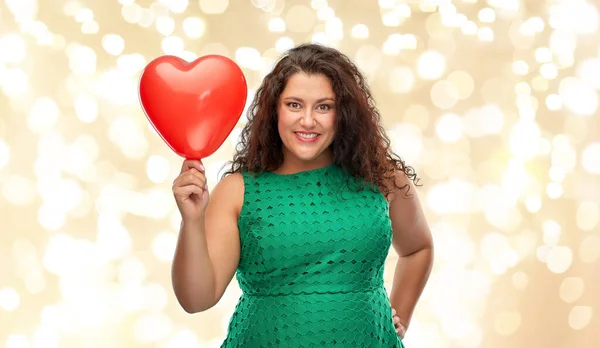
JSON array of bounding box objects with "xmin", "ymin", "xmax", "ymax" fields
[{"xmin": 213, "ymin": 172, "xmax": 245, "ymax": 198}]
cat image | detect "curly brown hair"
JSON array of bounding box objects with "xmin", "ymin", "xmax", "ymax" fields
[{"xmin": 223, "ymin": 43, "xmax": 420, "ymax": 197}]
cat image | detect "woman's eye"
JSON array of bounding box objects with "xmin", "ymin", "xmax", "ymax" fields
[
  {"xmin": 318, "ymin": 104, "xmax": 332, "ymax": 110},
  {"xmin": 288, "ymin": 102, "xmax": 301, "ymax": 109}
]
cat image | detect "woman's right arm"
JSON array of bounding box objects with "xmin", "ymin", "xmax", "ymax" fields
[{"xmin": 171, "ymin": 160, "xmax": 243, "ymax": 313}]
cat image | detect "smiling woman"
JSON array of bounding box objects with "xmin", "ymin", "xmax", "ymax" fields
[
  {"xmin": 276, "ymin": 73, "xmax": 336, "ymax": 171},
  {"xmin": 170, "ymin": 43, "xmax": 434, "ymax": 347}
]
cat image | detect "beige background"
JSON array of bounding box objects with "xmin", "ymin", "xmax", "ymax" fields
[{"xmin": 1, "ymin": 0, "xmax": 599, "ymax": 347}]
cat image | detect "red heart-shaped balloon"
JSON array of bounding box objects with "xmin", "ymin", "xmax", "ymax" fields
[{"xmin": 139, "ymin": 55, "xmax": 247, "ymax": 160}]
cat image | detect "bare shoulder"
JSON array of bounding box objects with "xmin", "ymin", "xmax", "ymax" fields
[
  {"xmin": 207, "ymin": 172, "xmax": 245, "ymax": 215},
  {"xmin": 386, "ymin": 170, "xmax": 415, "ymax": 204},
  {"xmin": 387, "ymin": 169, "xmax": 432, "ymax": 256}
]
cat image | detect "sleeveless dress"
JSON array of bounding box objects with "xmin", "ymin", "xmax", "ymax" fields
[{"xmin": 221, "ymin": 164, "xmax": 405, "ymax": 347}]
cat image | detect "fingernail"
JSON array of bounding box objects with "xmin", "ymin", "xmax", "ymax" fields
[{"xmin": 200, "ymin": 164, "xmax": 205, "ymax": 171}]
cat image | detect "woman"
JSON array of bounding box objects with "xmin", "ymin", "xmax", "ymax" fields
[{"xmin": 171, "ymin": 43, "xmax": 434, "ymax": 347}]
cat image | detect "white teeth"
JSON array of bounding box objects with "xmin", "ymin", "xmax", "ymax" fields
[{"xmin": 296, "ymin": 132, "xmax": 318, "ymax": 139}]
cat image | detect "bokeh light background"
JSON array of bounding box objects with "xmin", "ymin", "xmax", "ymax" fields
[{"xmin": 0, "ymin": 0, "xmax": 599, "ymax": 347}]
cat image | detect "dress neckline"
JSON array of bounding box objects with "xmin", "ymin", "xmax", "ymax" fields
[{"xmin": 268, "ymin": 163, "xmax": 336, "ymax": 177}]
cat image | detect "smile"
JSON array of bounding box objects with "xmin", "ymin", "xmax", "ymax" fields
[{"xmin": 295, "ymin": 132, "xmax": 320, "ymax": 142}]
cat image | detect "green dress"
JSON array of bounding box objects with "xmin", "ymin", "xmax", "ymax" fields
[{"xmin": 221, "ymin": 164, "xmax": 405, "ymax": 347}]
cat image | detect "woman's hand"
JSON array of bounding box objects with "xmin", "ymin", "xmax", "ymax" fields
[
  {"xmin": 392, "ymin": 308, "xmax": 406, "ymax": 339},
  {"xmin": 172, "ymin": 159, "xmax": 209, "ymax": 223}
]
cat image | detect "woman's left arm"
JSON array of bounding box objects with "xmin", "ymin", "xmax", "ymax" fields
[{"xmin": 388, "ymin": 171, "xmax": 434, "ymax": 335}]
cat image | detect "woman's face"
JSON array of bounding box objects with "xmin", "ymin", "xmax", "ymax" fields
[{"xmin": 277, "ymin": 72, "xmax": 336, "ymax": 165}]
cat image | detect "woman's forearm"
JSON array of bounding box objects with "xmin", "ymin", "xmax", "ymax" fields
[
  {"xmin": 171, "ymin": 218, "xmax": 217, "ymax": 313},
  {"xmin": 389, "ymin": 246, "xmax": 434, "ymax": 329}
]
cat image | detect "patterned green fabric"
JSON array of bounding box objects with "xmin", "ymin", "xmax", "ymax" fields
[{"xmin": 221, "ymin": 164, "xmax": 405, "ymax": 347}]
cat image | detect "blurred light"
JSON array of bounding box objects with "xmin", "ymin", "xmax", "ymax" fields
[
  {"xmin": 478, "ymin": 8, "xmax": 496, "ymax": 23},
  {"xmin": 153, "ymin": 231, "xmax": 178, "ymax": 262},
  {"xmin": 165, "ymin": 329, "xmax": 201, "ymax": 348},
  {"xmin": 581, "ymin": 143, "xmax": 600, "ymax": 174},
  {"xmin": 388, "ymin": 66, "xmax": 414, "ymax": 93},
  {"xmin": 0, "ymin": 34, "xmax": 26, "ymax": 63},
  {"xmin": 102, "ymin": 34, "xmax": 125, "ymax": 56},
  {"xmin": 275, "ymin": 37, "xmax": 295, "ymax": 52},
  {"xmin": 540, "ymin": 63, "xmax": 558, "ymax": 79},
  {"xmin": 117, "ymin": 53, "xmax": 147, "ymax": 76},
  {"xmin": 545, "ymin": 94, "xmax": 562, "ymax": 110},
  {"xmin": 546, "ymin": 246, "xmax": 573, "ymax": 274},
  {"xmin": 512, "ymin": 271, "xmax": 529, "ymax": 290},
  {"xmin": 108, "ymin": 116, "xmax": 149, "ymax": 159},
  {"xmin": 546, "ymin": 182, "xmax": 564, "ymax": 199},
  {"xmin": 568, "ymin": 306, "xmax": 593, "ymax": 330},
  {"xmin": 183, "ymin": 17, "xmax": 206, "ymax": 39},
  {"xmin": 5, "ymin": 334, "xmax": 29, "ymax": 348},
  {"xmin": 576, "ymin": 202, "xmax": 600, "ymax": 231},
  {"xmin": 67, "ymin": 44, "xmax": 97, "ymax": 75},
  {"xmin": 138, "ymin": 8, "xmax": 155, "ymax": 27},
  {"xmin": 1, "ymin": 68, "xmax": 29, "ymax": 96},
  {"xmin": 576, "ymin": 58, "xmax": 600, "ymax": 89},
  {"xmin": 311, "ymin": 32, "xmax": 328, "ymax": 45},
  {"xmin": 316, "ymin": 6, "xmax": 334, "ymax": 21},
  {"xmin": 535, "ymin": 47, "xmax": 552, "ymax": 63},
  {"xmin": 143, "ymin": 283, "xmax": 169, "ymax": 312},
  {"xmin": 494, "ymin": 311, "xmax": 521, "ymax": 336},
  {"xmin": 162, "ymin": 36, "xmax": 185, "ymax": 54},
  {"xmin": 417, "ymin": 50, "xmax": 446, "ymax": 80},
  {"xmin": 286, "ymin": 5, "xmax": 316, "ymax": 33},
  {"xmin": 325, "ymin": 17, "xmax": 343, "ymax": 40},
  {"xmin": 0, "ymin": 288, "xmax": 20, "ymax": 311},
  {"xmin": 388, "ymin": 123, "xmax": 424, "ymax": 167},
  {"xmin": 559, "ymin": 277, "xmax": 584, "ymax": 303},
  {"xmin": 460, "ymin": 21, "xmax": 477, "ymax": 36},
  {"xmin": 235, "ymin": 47, "xmax": 263, "ymax": 71},
  {"xmin": 436, "ymin": 113, "xmax": 463, "ymax": 142},
  {"xmin": 580, "ymin": 235, "xmax": 600, "ymax": 263},
  {"xmin": 351, "ymin": 24, "xmax": 369, "ymax": 39},
  {"xmin": 28, "ymin": 97, "xmax": 60, "ymax": 133},
  {"xmin": 75, "ymin": 8, "xmax": 93, "ymax": 23},
  {"xmin": 542, "ymin": 220, "xmax": 561, "ymax": 246},
  {"xmin": 74, "ymin": 95, "xmax": 99, "ymax": 123},
  {"xmin": 146, "ymin": 155, "xmax": 171, "ymax": 184},
  {"xmin": 166, "ymin": 0, "xmax": 189, "ymax": 13},
  {"xmin": 121, "ymin": 3, "xmax": 142, "ymax": 24},
  {"xmin": 548, "ymin": 1, "xmax": 598, "ymax": 34},
  {"xmin": 199, "ymin": 0, "xmax": 229, "ymax": 14},
  {"xmin": 133, "ymin": 314, "xmax": 173, "ymax": 343},
  {"xmin": 268, "ymin": 18, "xmax": 286, "ymax": 32},
  {"xmin": 524, "ymin": 195, "xmax": 542, "ymax": 213},
  {"xmin": 119, "ymin": 257, "xmax": 147, "ymax": 284},
  {"xmin": 431, "ymin": 80, "xmax": 459, "ymax": 110},
  {"xmin": 463, "ymin": 105, "xmax": 504, "ymax": 138},
  {"xmin": 383, "ymin": 34, "xmax": 403, "ymax": 55},
  {"xmin": 382, "ymin": 12, "xmax": 401, "ymax": 27},
  {"xmin": 81, "ymin": 20, "xmax": 100, "ymax": 34},
  {"xmin": 477, "ymin": 27, "xmax": 494, "ymax": 41},
  {"xmin": 156, "ymin": 16, "xmax": 176, "ymax": 36},
  {"xmin": 532, "ymin": 76, "xmax": 548, "ymax": 92},
  {"xmin": 0, "ymin": 138, "xmax": 9, "ymax": 170},
  {"xmin": 509, "ymin": 120, "xmax": 541, "ymax": 160},
  {"xmin": 97, "ymin": 214, "xmax": 132, "ymax": 261},
  {"xmin": 404, "ymin": 104, "xmax": 430, "ymax": 131},
  {"xmin": 447, "ymin": 70, "xmax": 474, "ymax": 100},
  {"xmin": 549, "ymin": 29, "xmax": 576, "ymax": 55}
]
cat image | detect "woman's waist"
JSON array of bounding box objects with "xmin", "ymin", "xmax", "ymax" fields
[
  {"xmin": 228, "ymin": 287, "xmax": 398, "ymax": 344},
  {"xmin": 239, "ymin": 282, "xmax": 387, "ymax": 297}
]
